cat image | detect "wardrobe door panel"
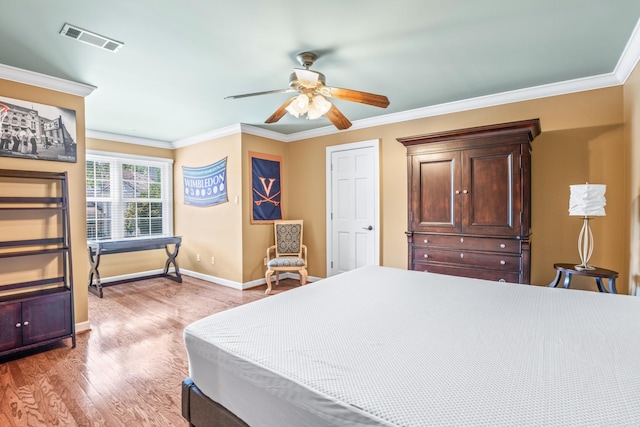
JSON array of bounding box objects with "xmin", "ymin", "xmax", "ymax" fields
[
  {"xmin": 410, "ymin": 151, "xmax": 461, "ymax": 233},
  {"xmin": 462, "ymin": 145, "xmax": 522, "ymax": 237}
]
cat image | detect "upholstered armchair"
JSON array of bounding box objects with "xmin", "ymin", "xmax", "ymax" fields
[{"xmin": 265, "ymin": 220, "xmax": 308, "ymax": 295}]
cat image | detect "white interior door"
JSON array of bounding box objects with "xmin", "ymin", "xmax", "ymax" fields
[{"xmin": 326, "ymin": 140, "xmax": 379, "ymax": 276}]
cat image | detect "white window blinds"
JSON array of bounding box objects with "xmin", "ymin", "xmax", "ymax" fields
[{"xmin": 86, "ymin": 151, "xmax": 173, "ymax": 241}]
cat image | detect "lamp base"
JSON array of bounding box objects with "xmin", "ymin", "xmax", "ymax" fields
[{"xmin": 574, "ymin": 264, "xmax": 596, "ymax": 271}]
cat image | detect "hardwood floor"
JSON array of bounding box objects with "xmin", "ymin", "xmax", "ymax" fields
[{"xmin": 0, "ymin": 275, "xmax": 302, "ymax": 426}]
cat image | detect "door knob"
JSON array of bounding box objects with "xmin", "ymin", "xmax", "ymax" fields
[{"xmin": 363, "ymin": 225, "xmax": 373, "ymax": 230}]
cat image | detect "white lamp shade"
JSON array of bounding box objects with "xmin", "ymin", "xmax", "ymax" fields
[{"xmin": 569, "ymin": 184, "xmax": 606, "ymax": 216}]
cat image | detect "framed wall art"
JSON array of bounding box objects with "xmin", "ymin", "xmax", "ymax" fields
[{"xmin": 0, "ymin": 95, "xmax": 77, "ymax": 163}]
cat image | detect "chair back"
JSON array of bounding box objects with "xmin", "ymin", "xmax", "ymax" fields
[{"xmin": 274, "ymin": 220, "xmax": 303, "ymax": 257}]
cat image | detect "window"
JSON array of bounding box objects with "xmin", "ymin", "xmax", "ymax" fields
[{"xmin": 86, "ymin": 151, "xmax": 173, "ymax": 241}]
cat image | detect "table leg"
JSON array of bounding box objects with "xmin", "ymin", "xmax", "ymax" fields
[
  {"xmin": 163, "ymin": 242, "xmax": 183, "ymax": 283},
  {"xmin": 87, "ymin": 247, "xmax": 103, "ymax": 298},
  {"xmin": 607, "ymin": 277, "xmax": 617, "ymax": 294},
  {"xmin": 547, "ymin": 269, "xmax": 562, "ymax": 288},
  {"xmin": 595, "ymin": 277, "xmax": 606, "ymax": 293},
  {"xmin": 563, "ymin": 272, "xmax": 572, "ymax": 289}
]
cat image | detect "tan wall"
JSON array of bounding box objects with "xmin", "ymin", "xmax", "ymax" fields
[
  {"xmin": 287, "ymin": 87, "xmax": 628, "ymax": 291},
  {"xmin": 0, "ymin": 79, "xmax": 89, "ymax": 323},
  {"xmin": 173, "ymin": 134, "xmax": 244, "ymax": 283},
  {"xmin": 532, "ymin": 125, "xmax": 626, "ymax": 291},
  {"xmin": 85, "ymin": 137, "xmax": 176, "ymax": 279},
  {"xmin": 626, "ymin": 62, "xmax": 640, "ymax": 296},
  {"xmin": 241, "ymin": 134, "xmax": 288, "ymax": 282}
]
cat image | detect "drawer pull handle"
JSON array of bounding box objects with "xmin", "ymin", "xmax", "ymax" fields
[
  {"xmin": 498, "ymin": 279, "xmax": 506, "ymax": 283},
  {"xmin": 15, "ymin": 323, "xmax": 21, "ymax": 328},
  {"xmin": 460, "ymin": 253, "xmax": 464, "ymax": 258},
  {"xmin": 455, "ymin": 190, "xmax": 460, "ymax": 195},
  {"xmin": 463, "ymin": 189, "xmax": 469, "ymax": 194},
  {"xmin": 23, "ymin": 321, "xmax": 29, "ymax": 326},
  {"xmin": 460, "ymin": 237, "xmax": 464, "ymax": 243},
  {"xmin": 500, "ymin": 260, "xmax": 506, "ymax": 265},
  {"xmin": 423, "ymin": 254, "xmax": 429, "ymax": 259},
  {"xmin": 500, "ymin": 243, "xmax": 506, "ymax": 248},
  {"xmin": 423, "ymin": 239, "xmax": 428, "ymax": 244}
]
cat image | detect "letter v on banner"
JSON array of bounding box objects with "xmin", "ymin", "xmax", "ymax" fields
[{"xmin": 250, "ymin": 152, "xmax": 283, "ymax": 223}]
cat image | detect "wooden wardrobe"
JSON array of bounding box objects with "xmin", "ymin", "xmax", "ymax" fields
[{"xmin": 398, "ymin": 119, "xmax": 541, "ymax": 284}]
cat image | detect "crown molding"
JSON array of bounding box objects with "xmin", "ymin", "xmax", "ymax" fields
[
  {"xmin": 614, "ymin": 16, "xmax": 640, "ymax": 83},
  {"xmin": 86, "ymin": 129, "xmax": 173, "ymax": 149},
  {"xmin": 172, "ymin": 123, "xmax": 243, "ymax": 148},
  {"xmin": 0, "ymin": 63, "xmax": 96, "ymax": 97},
  {"xmin": 238, "ymin": 124, "xmax": 291, "ymax": 142}
]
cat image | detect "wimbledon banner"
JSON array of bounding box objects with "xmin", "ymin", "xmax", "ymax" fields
[{"xmin": 183, "ymin": 158, "xmax": 228, "ymax": 207}]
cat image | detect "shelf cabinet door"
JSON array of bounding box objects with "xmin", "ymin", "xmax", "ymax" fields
[
  {"xmin": 410, "ymin": 151, "xmax": 461, "ymax": 233},
  {"xmin": 0, "ymin": 303, "xmax": 22, "ymax": 352},
  {"xmin": 21, "ymin": 293, "xmax": 72, "ymax": 346},
  {"xmin": 461, "ymin": 145, "xmax": 523, "ymax": 236}
]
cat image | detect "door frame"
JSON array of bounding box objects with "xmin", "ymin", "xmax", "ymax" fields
[{"xmin": 325, "ymin": 139, "xmax": 381, "ymax": 276}]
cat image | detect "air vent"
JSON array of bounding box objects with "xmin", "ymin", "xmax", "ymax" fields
[{"xmin": 59, "ymin": 23, "xmax": 123, "ymax": 53}]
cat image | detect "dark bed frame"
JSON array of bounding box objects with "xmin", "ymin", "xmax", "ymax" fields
[{"xmin": 182, "ymin": 378, "xmax": 249, "ymax": 427}]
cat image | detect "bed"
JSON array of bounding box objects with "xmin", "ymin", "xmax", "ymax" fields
[{"xmin": 182, "ymin": 265, "xmax": 640, "ymax": 426}]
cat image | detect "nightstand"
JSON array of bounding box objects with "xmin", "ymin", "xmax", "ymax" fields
[{"xmin": 547, "ymin": 263, "xmax": 618, "ymax": 294}]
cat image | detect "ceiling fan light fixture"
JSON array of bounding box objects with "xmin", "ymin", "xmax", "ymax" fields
[
  {"xmin": 285, "ymin": 94, "xmax": 309, "ymax": 117},
  {"xmin": 307, "ymin": 95, "xmax": 332, "ymax": 120},
  {"xmin": 228, "ymin": 51, "xmax": 387, "ymax": 130}
]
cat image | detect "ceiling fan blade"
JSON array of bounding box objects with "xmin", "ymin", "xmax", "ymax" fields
[
  {"xmin": 225, "ymin": 88, "xmax": 296, "ymax": 100},
  {"xmin": 324, "ymin": 86, "xmax": 390, "ymax": 108},
  {"xmin": 325, "ymin": 104, "xmax": 352, "ymax": 130},
  {"xmin": 265, "ymin": 98, "xmax": 295, "ymax": 124}
]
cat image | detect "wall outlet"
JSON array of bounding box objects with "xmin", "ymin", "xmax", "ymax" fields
[
  {"xmin": 211, "ymin": 256, "xmax": 215, "ymax": 264},
  {"xmin": 264, "ymin": 257, "xmax": 268, "ymax": 265},
  {"xmin": 196, "ymin": 253, "xmax": 200, "ymax": 262}
]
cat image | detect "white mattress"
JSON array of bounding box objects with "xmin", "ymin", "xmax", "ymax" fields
[{"xmin": 184, "ymin": 265, "xmax": 640, "ymax": 426}]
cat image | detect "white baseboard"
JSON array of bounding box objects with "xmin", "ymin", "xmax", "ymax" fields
[
  {"xmin": 75, "ymin": 320, "xmax": 91, "ymax": 333},
  {"xmin": 181, "ymin": 270, "xmax": 323, "ymax": 290},
  {"xmin": 181, "ymin": 269, "xmax": 245, "ymax": 289}
]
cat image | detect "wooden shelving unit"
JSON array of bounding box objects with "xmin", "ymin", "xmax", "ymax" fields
[{"xmin": 0, "ymin": 169, "xmax": 75, "ymax": 357}]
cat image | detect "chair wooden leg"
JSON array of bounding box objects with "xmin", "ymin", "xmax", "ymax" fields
[
  {"xmin": 300, "ymin": 268, "xmax": 308, "ymax": 285},
  {"xmin": 275, "ymin": 272, "xmax": 280, "ymax": 287},
  {"xmin": 265, "ymin": 269, "xmax": 274, "ymax": 295}
]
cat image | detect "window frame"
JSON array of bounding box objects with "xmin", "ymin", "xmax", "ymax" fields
[{"xmin": 86, "ymin": 150, "xmax": 174, "ymax": 242}]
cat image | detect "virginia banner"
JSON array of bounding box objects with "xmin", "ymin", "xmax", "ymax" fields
[
  {"xmin": 183, "ymin": 158, "xmax": 228, "ymax": 207},
  {"xmin": 250, "ymin": 152, "xmax": 282, "ymax": 223}
]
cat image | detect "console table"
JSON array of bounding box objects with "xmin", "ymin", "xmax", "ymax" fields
[
  {"xmin": 88, "ymin": 236, "xmax": 182, "ymax": 298},
  {"xmin": 547, "ymin": 263, "xmax": 618, "ymax": 294}
]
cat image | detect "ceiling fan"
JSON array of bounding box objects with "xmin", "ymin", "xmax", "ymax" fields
[{"xmin": 225, "ymin": 52, "xmax": 390, "ymax": 130}]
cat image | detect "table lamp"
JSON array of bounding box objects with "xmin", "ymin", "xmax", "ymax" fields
[{"xmin": 568, "ymin": 183, "xmax": 606, "ymax": 270}]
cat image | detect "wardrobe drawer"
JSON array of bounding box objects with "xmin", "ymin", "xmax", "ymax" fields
[
  {"xmin": 413, "ymin": 234, "xmax": 521, "ymax": 253},
  {"xmin": 414, "ymin": 262, "xmax": 521, "ymax": 284},
  {"xmin": 413, "ymin": 248, "xmax": 521, "ymax": 270}
]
